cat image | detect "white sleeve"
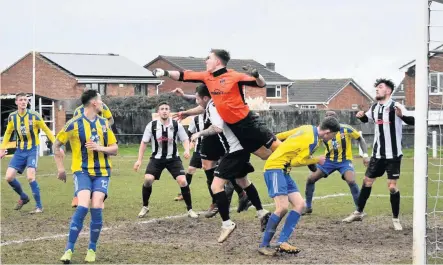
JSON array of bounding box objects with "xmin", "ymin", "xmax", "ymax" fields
[
  {"xmin": 209, "ymin": 105, "xmax": 224, "ymax": 130},
  {"xmin": 142, "ymin": 122, "xmax": 152, "ymax": 143},
  {"xmin": 365, "ymin": 108, "xmax": 374, "ymax": 122},
  {"xmin": 177, "ymin": 123, "xmax": 189, "ymax": 142},
  {"xmin": 188, "ymin": 118, "xmax": 196, "ymax": 134}
]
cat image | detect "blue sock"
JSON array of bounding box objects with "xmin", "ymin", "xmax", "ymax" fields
[
  {"xmin": 305, "ymin": 181, "xmax": 315, "ymax": 209},
  {"xmin": 29, "ymin": 181, "xmax": 42, "ymax": 209},
  {"xmin": 349, "ymin": 182, "xmax": 360, "ymax": 209},
  {"xmin": 260, "ymin": 213, "xmax": 282, "ymax": 247},
  {"xmin": 278, "ymin": 210, "xmax": 301, "ymax": 244},
  {"xmin": 8, "ymin": 179, "xmax": 28, "ymax": 200},
  {"xmin": 66, "ymin": 206, "xmax": 88, "ymax": 252},
  {"xmin": 89, "ymin": 208, "xmax": 103, "ymax": 251}
]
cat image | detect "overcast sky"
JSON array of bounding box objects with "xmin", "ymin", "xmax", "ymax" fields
[{"xmin": 1, "ymin": 0, "xmax": 442, "ymax": 96}]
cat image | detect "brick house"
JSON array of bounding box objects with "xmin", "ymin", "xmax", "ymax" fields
[
  {"xmin": 278, "ymin": 78, "xmax": 373, "ymax": 110},
  {"xmin": 1, "ymin": 52, "xmax": 161, "ymax": 133},
  {"xmin": 398, "ymin": 44, "xmax": 443, "ymax": 110},
  {"xmin": 144, "ymin": 56, "xmax": 293, "ymax": 105}
]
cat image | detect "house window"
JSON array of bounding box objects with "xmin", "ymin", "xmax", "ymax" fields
[
  {"xmin": 266, "ymin": 85, "xmax": 282, "ymax": 98},
  {"xmin": 134, "ymin": 84, "xmax": 147, "ymax": 96},
  {"xmin": 351, "ymin": 104, "xmax": 359, "ymax": 110},
  {"xmin": 429, "ymin": 73, "xmax": 443, "ymax": 95},
  {"xmin": 300, "ymin": 105, "xmax": 317, "ymax": 109},
  {"xmin": 85, "ymin": 83, "xmax": 107, "ymax": 95},
  {"xmin": 400, "ymin": 84, "xmax": 404, "ymax": 91}
]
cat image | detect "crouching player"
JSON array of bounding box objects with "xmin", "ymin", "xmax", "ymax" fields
[{"xmin": 258, "ymin": 117, "xmax": 340, "ymax": 256}]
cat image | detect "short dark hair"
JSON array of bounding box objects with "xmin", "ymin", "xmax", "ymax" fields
[
  {"xmin": 211, "ymin": 49, "xmax": 230, "ymax": 66},
  {"xmin": 156, "ymin": 101, "xmax": 170, "ymax": 111},
  {"xmin": 374, "ymin": 78, "xmax": 395, "ymax": 93},
  {"xmin": 81, "ymin": 89, "xmax": 99, "ymax": 106},
  {"xmin": 195, "ymin": 84, "xmax": 211, "ymax": 98},
  {"xmin": 320, "ymin": 116, "xmax": 340, "ymax": 133},
  {"xmin": 15, "ymin": 92, "xmax": 27, "ymax": 99},
  {"xmin": 325, "ymin": 110, "xmax": 337, "ymax": 118}
]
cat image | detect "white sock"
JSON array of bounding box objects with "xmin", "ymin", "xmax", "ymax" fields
[{"xmin": 222, "ymin": 220, "xmax": 233, "ymax": 227}]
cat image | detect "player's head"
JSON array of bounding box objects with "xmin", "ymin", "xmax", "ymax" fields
[
  {"xmin": 318, "ymin": 116, "xmax": 340, "ymax": 141},
  {"xmin": 195, "ymin": 84, "xmax": 211, "ymax": 108},
  {"xmin": 15, "ymin": 92, "xmax": 29, "ymax": 111},
  {"xmin": 206, "ymin": 49, "xmax": 230, "ymax": 72},
  {"xmin": 374, "ymin": 78, "xmax": 395, "ymax": 101},
  {"xmin": 81, "ymin": 89, "xmax": 103, "ymax": 114},
  {"xmin": 156, "ymin": 101, "xmax": 170, "ymax": 121},
  {"xmin": 325, "ymin": 110, "xmax": 337, "ymax": 119}
]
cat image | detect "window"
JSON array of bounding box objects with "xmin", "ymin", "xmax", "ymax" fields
[
  {"xmin": 300, "ymin": 105, "xmax": 317, "ymax": 109},
  {"xmin": 266, "ymin": 85, "xmax": 282, "ymax": 98},
  {"xmin": 400, "ymin": 84, "xmax": 404, "ymax": 91},
  {"xmin": 85, "ymin": 83, "xmax": 107, "ymax": 95},
  {"xmin": 134, "ymin": 84, "xmax": 147, "ymax": 96},
  {"xmin": 429, "ymin": 73, "xmax": 443, "ymax": 95},
  {"xmin": 351, "ymin": 104, "xmax": 359, "ymax": 110}
]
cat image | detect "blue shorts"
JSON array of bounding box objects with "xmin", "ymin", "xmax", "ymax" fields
[
  {"xmin": 317, "ymin": 159, "xmax": 354, "ymax": 177},
  {"xmin": 9, "ymin": 147, "xmax": 38, "ymax": 174},
  {"xmin": 73, "ymin": 171, "xmax": 110, "ymax": 199},
  {"xmin": 264, "ymin": 169, "xmax": 299, "ymax": 198}
]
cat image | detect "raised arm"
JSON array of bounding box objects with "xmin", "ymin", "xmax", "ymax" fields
[
  {"xmin": 152, "ymin": 69, "xmax": 207, "ymax": 83},
  {"xmin": 395, "ymin": 103, "xmax": 415, "ymax": 125}
]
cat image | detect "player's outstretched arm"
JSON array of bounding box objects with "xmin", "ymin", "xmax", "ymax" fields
[
  {"xmin": 173, "ymin": 106, "xmax": 205, "ymax": 120},
  {"xmin": 171, "ymin": 88, "xmax": 197, "ymax": 103},
  {"xmin": 0, "ymin": 117, "xmax": 14, "ymax": 158}
]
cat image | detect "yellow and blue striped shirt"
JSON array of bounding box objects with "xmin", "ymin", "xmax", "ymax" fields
[
  {"xmin": 264, "ymin": 125, "xmax": 321, "ymax": 170},
  {"xmin": 73, "ymin": 104, "xmax": 113, "ymax": 120},
  {"xmin": 0, "ymin": 110, "xmax": 55, "ymax": 150},
  {"xmin": 56, "ymin": 114, "xmax": 117, "ymax": 177},
  {"xmin": 324, "ymin": 124, "xmax": 361, "ymax": 162}
]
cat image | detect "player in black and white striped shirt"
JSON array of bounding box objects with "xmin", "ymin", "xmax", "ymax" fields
[
  {"xmin": 133, "ymin": 101, "xmax": 199, "ymax": 219},
  {"xmin": 190, "ymin": 84, "xmax": 269, "ymax": 243},
  {"xmin": 343, "ymin": 78, "xmax": 415, "ymax": 230}
]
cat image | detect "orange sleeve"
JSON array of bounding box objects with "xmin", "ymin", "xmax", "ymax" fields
[
  {"xmin": 178, "ymin": 70, "xmax": 208, "ymax": 83},
  {"xmin": 237, "ymin": 73, "xmax": 265, "ymax": 88}
]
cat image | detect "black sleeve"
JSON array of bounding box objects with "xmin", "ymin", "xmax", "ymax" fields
[
  {"xmin": 401, "ymin": 115, "xmax": 415, "ymax": 125},
  {"xmin": 358, "ymin": 115, "xmax": 369, "ymax": 123},
  {"xmin": 238, "ymin": 80, "xmax": 266, "ymax": 88}
]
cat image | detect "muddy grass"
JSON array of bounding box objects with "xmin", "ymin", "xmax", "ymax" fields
[{"xmin": 2, "ymin": 214, "xmax": 421, "ymax": 264}]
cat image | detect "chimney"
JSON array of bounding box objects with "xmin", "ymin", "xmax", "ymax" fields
[{"xmin": 266, "ymin": 62, "xmax": 275, "ymax": 71}]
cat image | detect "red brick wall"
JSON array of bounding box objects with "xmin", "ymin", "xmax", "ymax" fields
[
  {"xmin": 404, "ymin": 56, "xmax": 443, "ymax": 109},
  {"xmin": 145, "ymin": 59, "xmax": 198, "ymax": 94},
  {"xmin": 327, "ymin": 83, "xmax": 372, "ymax": 110},
  {"xmin": 1, "ymin": 53, "xmax": 80, "ymax": 100},
  {"xmin": 245, "ymin": 85, "xmax": 288, "ymax": 104}
]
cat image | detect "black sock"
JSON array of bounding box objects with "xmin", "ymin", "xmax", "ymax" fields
[
  {"xmin": 225, "ymin": 182, "xmax": 235, "ymax": 205},
  {"xmin": 244, "ymin": 183, "xmax": 263, "ymax": 211},
  {"xmin": 180, "ymin": 185, "xmax": 192, "ymax": 211},
  {"xmin": 185, "ymin": 173, "xmax": 193, "ymax": 186},
  {"xmin": 231, "ymin": 181, "xmax": 244, "ymax": 196},
  {"xmin": 214, "ymin": 191, "xmax": 230, "ymax": 221},
  {"xmin": 205, "ymin": 168, "xmax": 216, "ymax": 204},
  {"xmin": 357, "ymin": 185, "xmax": 372, "ymax": 212},
  {"xmin": 390, "ymin": 190, "xmax": 400, "ymax": 218},
  {"xmin": 142, "ymin": 185, "xmax": 152, "ymax": 207}
]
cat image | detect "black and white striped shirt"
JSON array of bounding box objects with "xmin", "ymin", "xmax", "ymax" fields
[
  {"xmin": 188, "ymin": 114, "xmax": 204, "ymax": 152},
  {"xmin": 365, "ymin": 99, "xmax": 407, "ymax": 159},
  {"xmin": 142, "ymin": 118, "xmax": 188, "ymax": 159},
  {"xmin": 205, "ymin": 99, "xmax": 243, "ymax": 154}
]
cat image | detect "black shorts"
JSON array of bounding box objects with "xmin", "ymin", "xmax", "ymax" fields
[
  {"xmin": 200, "ymin": 134, "xmax": 225, "ymax": 161},
  {"xmin": 365, "ymin": 156, "xmax": 402, "ymax": 179},
  {"xmin": 189, "ymin": 152, "xmax": 202, "ymax": 169},
  {"xmin": 214, "ymin": 150, "xmax": 253, "ymax": 180},
  {"xmin": 227, "ymin": 111, "xmax": 276, "ymax": 153},
  {"xmin": 145, "ymin": 157, "xmax": 185, "ymax": 180}
]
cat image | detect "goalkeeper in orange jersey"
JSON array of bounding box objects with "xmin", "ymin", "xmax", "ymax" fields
[{"xmin": 258, "ymin": 117, "xmax": 340, "ymax": 256}]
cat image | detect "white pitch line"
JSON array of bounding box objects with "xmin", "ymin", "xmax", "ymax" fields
[{"xmin": 0, "ymin": 193, "xmax": 413, "ymax": 246}]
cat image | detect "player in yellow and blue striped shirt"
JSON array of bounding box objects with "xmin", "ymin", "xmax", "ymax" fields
[
  {"xmin": 258, "ymin": 117, "xmax": 340, "ymax": 256},
  {"xmin": 54, "ymin": 90, "xmax": 118, "ymax": 263},
  {"xmin": 0, "ymin": 92, "xmax": 58, "ymax": 213},
  {"xmin": 303, "ymin": 111, "xmax": 369, "ymax": 217},
  {"xmin": 71, "ymin": 100, "xmax": 113, "ymax": 208}
]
